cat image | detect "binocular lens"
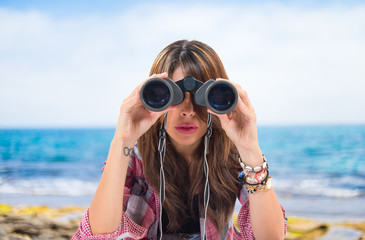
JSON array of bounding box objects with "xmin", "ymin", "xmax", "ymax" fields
[
  {"xmin": 142, "ymin": 81, "xmax": 171, "ymax": 109},
  {"xmin": 208, "ymin": 83, "xmax": 236, "ymax": 111}
]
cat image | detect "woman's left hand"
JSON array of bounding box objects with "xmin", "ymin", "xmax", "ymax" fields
[{"xmin": 207, "ymin": 78, "xmax": 262, "ymax": 161}]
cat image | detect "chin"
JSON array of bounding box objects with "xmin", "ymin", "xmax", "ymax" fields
[
  {"xmin": 180, "ymin": 140, "xmax": 199, "ymax": 147},
  {"xmin": 171, "ymin": 135, "xmax": 201, "ymax": 146}
]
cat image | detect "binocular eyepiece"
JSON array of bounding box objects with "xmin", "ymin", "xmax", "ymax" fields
[{"xmin": 140, "ymin": 76, "xmax": 238, "ymax": 114}]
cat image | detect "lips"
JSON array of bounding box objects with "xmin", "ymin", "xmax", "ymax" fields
[{"xmin": 175, "ymin": 123, "xmax": 198, "ymax": 134}]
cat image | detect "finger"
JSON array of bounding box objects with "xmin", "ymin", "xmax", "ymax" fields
[
  {"xmin": 237, "ymin": 88, "xmax": 253, "ymax": 109},
  {"xmin": 151, "ymin": 72, "xmax": 168, "ymax": 78},
  {"xmin": 149, "ymin": 105, "xmax": 177, "ymax": 123},
  {"xmin": 235, "ymin": 98, "xmax": 250, "ymax": 116},
  {"xmin": 152, "ymin": 105, "xmax": 177, "ymax": 116},
  {"xmin": 134, "ymin": 72, "xmax": 169, "ymax": 97},
  {"xmin": 121, "ymin": 94, "xmax": 144, "ymax": 113},
  {"xmin": 138, "ymin": 72, "xmax": 168, "ymax": 88}
]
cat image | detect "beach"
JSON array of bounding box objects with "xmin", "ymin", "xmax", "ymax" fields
[{"xmin": 0, "ymin": 203, "xmax": 364, "ymax": 240}]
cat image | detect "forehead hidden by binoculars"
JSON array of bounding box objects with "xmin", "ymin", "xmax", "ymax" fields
[{"xmin": 140, "ymin": 76, "xmax": 238, "ymax": 115}]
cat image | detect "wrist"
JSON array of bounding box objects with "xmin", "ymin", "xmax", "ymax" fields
[
  {"xmin": 108, "ymin": 138, "xmax": 136, "ymax": 165},
  {"xmin": 111, "ymin": 137, "xmax": 136, "ymax": 149},
  {"xmin": 237, "ymin": 145, "xmax": 263, "ymax": 166},
  {"xmin": 235, "ymin": 139, "xmax": 260, "ymax": 152}
]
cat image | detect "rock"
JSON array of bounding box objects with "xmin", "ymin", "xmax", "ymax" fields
[
  {"xmin": 284, "ymin": 216, "xmax": 330, "ymax": 239},
  {"xmin": 316, "ymin": 226, "xmax": 363, "ymax": 240},
  {"xmin": 287, "ymin": 217, "xmax": 328, "ymax": 234},
  {"xmin": 11, "ymin": 222, "xmax": 42, "ymax": 236},
  {"xmin": 0, "ymin": 227, "xmax": 7, "ymax": 236},
  {"xmin": 0, "ymin": 204, "xmax": 84, "ymax": 240},
  {"xmin": 7, "ymin": 233, "xmax": 32, "ymax": 240}
]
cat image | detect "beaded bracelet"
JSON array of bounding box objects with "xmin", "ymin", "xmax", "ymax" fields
[
  {"xmin": 247, "ymin": 183, "xmax": 264, "ymax": 194},
  {"xmin": 246, "ymin": 177, "xmax": 272, "ymax": 194},
  {"xmin": 239, "ymin": 155, "xmax": 268, "ymax": 173},
  {"xmin": 238, "ymin": 155, "xmax": 269, "ymax": 186},
  {"xmin": 245, "ymin": 168, "xmax": 267, "ymax": 185},
  {"xmin": 238, "ymin": 167, "xmax": 269, "ymax": 184},
  {"xmin": 245, "ymin": 169, "xmax": 269, "ymax": 186}
]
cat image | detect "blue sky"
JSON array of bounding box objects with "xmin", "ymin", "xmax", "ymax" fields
[
  {"xmin": 1, "ymin": 0, "xmax": 364, "ymax": 17},
  {"xmin": 1, "ymin": 0, "xmax": 365, "ymax": 127}
]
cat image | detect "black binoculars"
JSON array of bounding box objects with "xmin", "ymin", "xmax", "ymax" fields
[{"xmin": 140, "ymin": 76, "xmax": 238, "ymax": 114}]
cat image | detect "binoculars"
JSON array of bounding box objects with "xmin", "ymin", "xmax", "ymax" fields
[{"xmin": 140, "ymin": 76, "xmax": 238, "ymax": 114}]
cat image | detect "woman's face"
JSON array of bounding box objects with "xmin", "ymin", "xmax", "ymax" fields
[{"xmin": 165, "ymin": 67, "xmax": 207, "ymax": 151}]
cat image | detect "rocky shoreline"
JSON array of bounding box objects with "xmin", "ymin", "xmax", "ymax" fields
[
  {"xmin": 0, "ymin": 204, "xmax": 85, "ymax": 240},
  {"xmin": 1, "ymin": 204, "xmax": 364, "ymax": 240}
]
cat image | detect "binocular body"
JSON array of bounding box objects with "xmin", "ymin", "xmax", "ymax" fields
[{"xmin": 140, "ymin": 76, "xmax": 238, "ymax": 114}]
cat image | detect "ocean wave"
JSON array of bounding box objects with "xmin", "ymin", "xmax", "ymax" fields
[
  {"xmin": 0, "ymin": 177, "xmax": 98, "ymax": 196},
  {"xmin": 1, "ymin": 175, "xmax": 364, "ymax": 199},
  {"xmin": 274, "ymin": 178, "xmax": 364, "ymax": 198}
]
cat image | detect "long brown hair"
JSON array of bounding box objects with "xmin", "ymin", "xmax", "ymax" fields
[{"xmin": 138, "ymin": 40, "xmax": 241, "ymax": 233}]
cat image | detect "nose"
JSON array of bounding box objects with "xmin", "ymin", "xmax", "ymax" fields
[{"xmin": 180, "ymin": 92, "xmax": 195, "ymax": 118}]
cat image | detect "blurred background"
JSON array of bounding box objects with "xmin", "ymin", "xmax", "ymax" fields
[{"xmin": 0, "ymin": 0, "xmax": 364, "ymax": 237}]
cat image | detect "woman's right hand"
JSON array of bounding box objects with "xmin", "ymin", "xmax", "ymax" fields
[{"xmin": 113, "ymin": 72, "xmax": 175, "ymax": 145}]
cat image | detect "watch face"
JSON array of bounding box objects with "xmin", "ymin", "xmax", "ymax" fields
[{"xmin": 267, "ymin": 178, "xmax": 272, "ymax": 189}]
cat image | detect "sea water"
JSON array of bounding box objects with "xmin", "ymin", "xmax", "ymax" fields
[
  {"xmin": 255, "ymin": 125, "xmax": 365, "ymax": 221},
  {"xmin": 0, "ymin": 126, "xmax": 364, "ymax": 220}
]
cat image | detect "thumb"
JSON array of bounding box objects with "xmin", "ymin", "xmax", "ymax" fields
[{"xmin": 149, "ymin": 105, "xmax": 177, "ymax": 121}]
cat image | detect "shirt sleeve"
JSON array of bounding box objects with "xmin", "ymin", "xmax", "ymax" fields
[
  {"xmin": 71, "ymin": 208, "xmax": 148, "ymax": 240},
  {"xmin": 237, "ymin": 185, "xmax": 288, "ymax": 240},
  {"xmin": 71, "ymin": 154, "xmax": 153, "ymax": 240}
]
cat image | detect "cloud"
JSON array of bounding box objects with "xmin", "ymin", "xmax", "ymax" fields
[{"xmin": 0, "ymin": 3, "xmax": 364, "ymax": 127}]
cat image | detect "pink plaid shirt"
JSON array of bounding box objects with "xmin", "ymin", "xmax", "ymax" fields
[{"xmin": 72, "ymin": 145, "xmax": 287, "ymax": 240}]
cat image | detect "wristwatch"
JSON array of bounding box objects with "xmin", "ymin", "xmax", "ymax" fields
[{"xmin": 264, "ymin": 177, "xmax": 273, "ymax": 190}]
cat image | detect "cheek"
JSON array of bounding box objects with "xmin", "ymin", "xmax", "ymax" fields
[
  {"xmin": 165, "ymin": 114, "xmax": 176, "ymax": 132},
  {"xmin": 199, "ymin": 123, "xmax": 208, "ymax": 135}
]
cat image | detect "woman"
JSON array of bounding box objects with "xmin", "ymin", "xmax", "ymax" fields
[{"xmin": 72, "ymin": 40, "xmax": 287, "ymax": 240}]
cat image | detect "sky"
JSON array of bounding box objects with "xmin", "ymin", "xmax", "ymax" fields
[{"xmin": 0, "ymin": 0, "xmax": 365, "ymax": 127}]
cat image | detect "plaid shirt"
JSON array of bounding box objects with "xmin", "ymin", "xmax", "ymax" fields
[{"xmin": 72, "ymin": 145, "xmax": 287, "ymax": 240}]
